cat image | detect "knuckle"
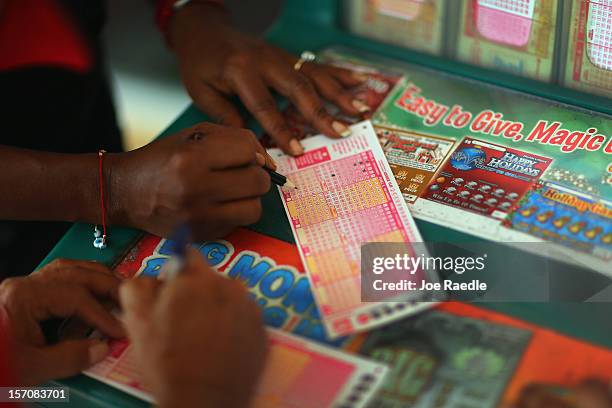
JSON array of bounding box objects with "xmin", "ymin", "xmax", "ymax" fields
[
  {"xmin": 250, "ymin": 98, "xmax": 277, "ymax": 115},
  {"xmin": 252, "ymin": 168, "xmax": 271, "ymax": 194},
  {"xmin": 289, "ymin": 75, "xmax": 314, "ymax": 97},
  {"xmin": 312, "ymin": 104, "xmax": 330, "ymax": 121},
  {"xmin": 0, "ymin": 278, "xmax": 25, "ymax": 303},
  {"xmin": 243, "ymin": 199, "xmax": 263, "ymax": 224},
  {"xmin": 268, "ymin": 119, "xmax": 292, "ymax": 136},
  {"xmin": 50, "ymin": 258, "xmax": 70, "ymax": 270},
  {"xmin": 225, "ymin": 51, "xmax": 253, "ymax": 73},
  {"xmin": 168, "ymin": 151, "xmax": 192, "ymax": 174}
]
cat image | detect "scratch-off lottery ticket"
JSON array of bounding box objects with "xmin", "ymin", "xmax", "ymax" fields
[
  {"xmin": 476, "ymin": 0, "xmax": 535, "ymax": 47},
  {"xmin": 269, "ymin": 121, "xmax": 434, "ymax": 339},
  {"xmin": 254, "ymin": 329, "xmax": 388, "ymax": 408},
  {"xmin": 564, "ymin": 0, "xmax": 612, "ymax": 97},
  {"xmin": 376, "ymin": 126, "xmax": 455, "ymax": 203},
  {"xmin": 457, "ymin": 0, "xmax": 558, "ymax": 81},
  {"xmin": 85, "ymin": 329, "xmax": 388, "ymax": 408},
  {"xmin": 422, "ymin": 137, "xmax": 552, "ymax": 220}
]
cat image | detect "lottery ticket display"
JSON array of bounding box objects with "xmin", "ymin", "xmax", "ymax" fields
[
  {"xmin": 505, "ymin": 182, "xmax": 612, "ymax": 261},
  {"xmin": 376, "ymin": 126, "xmax": 455, "ymax": 203},
  {"xmin": 270, "ymin": 121, "xmax": 434, "ymax": 339},
  {"xmin": 85, "ymin": 329, "xmax": 389, "ymax": 408},
  {"xmin": 344, "ymin": 0, "xmax": 446, "ymax": 55},
  {"xmin": 456, "ymin": 0, "xmax": 559, "ymax": 81},
  {"xmin": 563, "ymin": 0, "xmax": 612, "ymax": 98},
  {"xmin": 421, "ymin": 137, "xmax": 552, "ymax": 220}
]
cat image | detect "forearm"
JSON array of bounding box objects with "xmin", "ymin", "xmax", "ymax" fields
[
  {"xmin": 0, "ymin": 145, "xmax": 118, "ymax": 224},
  {"xmin": 168, "ymin": 1, "xmax": 231, "ymax": 55}
]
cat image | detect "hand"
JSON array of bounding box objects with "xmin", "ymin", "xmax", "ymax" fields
[
  {"xmin": 169, "ymin": 1, "xmax": 369, "ymax": 156},
  {"xmin": 120, "ymin": 249, "xmax": 267, "ymax": 408},
  {"xmin": 506, "ymin": 380, "xmax": 612, "ymax": 408},
  {"xmin": 108, "ymin": 122, "xmax": 272, "ymax": 240},
  {"xmin": 0, "ymin": 259, "xmax": 124, "ymax": 385}
]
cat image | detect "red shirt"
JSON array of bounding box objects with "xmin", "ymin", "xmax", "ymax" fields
[{"xmin": 0, "ymin": 0, "xmax": 91, "ymax": 72}]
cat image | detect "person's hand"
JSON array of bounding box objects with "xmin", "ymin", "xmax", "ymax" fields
[
  {"xmin": 0, "ymin": 260, "xmax": 124, "ymax": 385},
  {"xmin": 108, "ymin": 122, "xmax": 272, "ymax": 240},
  {"xmin": 168, "ymin": 1, "xmax": 369, "ymax": 156},
  {"xmin": 505, "ymin": 380, "xmax": 612, "ymax": 408},
  {"xmin": 120, "ymin": 248, "xmax": 267, "ymax": 408}
]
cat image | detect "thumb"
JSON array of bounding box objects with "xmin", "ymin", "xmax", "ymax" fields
[{"xmin": 31, "ymin": 339, "xmax": 109, "ymax": 383}]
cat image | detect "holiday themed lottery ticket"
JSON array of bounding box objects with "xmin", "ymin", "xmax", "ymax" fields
[
  {"xmin": 269, "ymin": 121, "xmax": 434, "ymax": 339},
  {"xmin": 376, "ymin": 126, "xmax": 455, "ymax": 203},
  {"xmin": 504, "ymin": 182, "xmax": 612, "ymax": 261},
  {"xmin": 85, "ymin": 329, "xmax": 389, "ymax": 408},
  {"xmin": 422, "ymin": 137, "xmax": 552, "ymax": 221}
]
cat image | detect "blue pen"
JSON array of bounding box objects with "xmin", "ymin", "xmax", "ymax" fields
[{"xmin": 160, "ymin": 224, "xmax": 191, "ymax": 281}]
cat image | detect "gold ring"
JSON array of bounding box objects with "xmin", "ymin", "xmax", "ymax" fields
[{"xmin": 293, "ymin": 51, "xmax": 316, "ymax": 72}]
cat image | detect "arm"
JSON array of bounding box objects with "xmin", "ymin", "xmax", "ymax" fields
[
  {"xmin": 164, "ymin": 1, "xmax": 369, "ymax": 156},
  {"xmin": 0, "ymin": 145, "xmax": 103, "ymax": 223},
  {"xmin": 0, "ymin": 122, "xmax": 274, "ymax": 240}
]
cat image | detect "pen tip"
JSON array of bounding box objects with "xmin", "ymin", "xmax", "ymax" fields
[{"xmin": 285, "ymin": 179, "xmax": 297, "ymax": 190}]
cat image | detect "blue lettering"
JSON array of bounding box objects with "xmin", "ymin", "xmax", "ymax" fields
[
  {"xmin": 141, "ymin": 257, "xmax": 168, "ymax": 278},
  {"xmin": 198, "ymin": 242, "xmax": 230, "ymax": 266},
  {"xmin": 227, "ymin": 255, "xmax": 272, "ymax": 287},
  {"xmin": 282, "ymin": 277, "xmax": 315, "ymax": 314},
  {"xmin": 262, "ymin": 306, "xmax": 288, "ymax": 328},
  {"xmin": 260, "ymin": 269, "xmax": 294, "ymax": 299}
]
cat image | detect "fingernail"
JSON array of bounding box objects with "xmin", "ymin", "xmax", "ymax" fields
[
  {"xmin": 352, "ymin": 99, "xmax": 371, "ymax": 113},
  {"xmin": 289, "ymin": 139, "xmax": 304, "ymax": 156},
  {"xmin": 88, "ymin": 341, "xmax": 109, "ymax": 365},
  {"xmin": 255, "ymin": 152, "xmax": 267, "ymax": 167},
  {"xmin": 332, "ymin": 121, "xmax": 352, "ymax": 138},
  {"xmin": 353, "ymin": 72, "xmax": 369, "ymax": 82},
  {"xmin": 266, "ymin": 153, "xmax": 278, "ymax": 170}
]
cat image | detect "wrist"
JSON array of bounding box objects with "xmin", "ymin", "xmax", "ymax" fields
[
  {"xmin": 104, "ymin": 152, "xmax": 132, "ymax": 228},
  {"xmin": 167, "ymin": 1, "xmax": 231, "ymax": 52}
]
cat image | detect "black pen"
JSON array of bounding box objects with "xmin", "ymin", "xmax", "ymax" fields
[{"xmin": 264, "ymin": 167, "xmax": 297, "ymax": 189}]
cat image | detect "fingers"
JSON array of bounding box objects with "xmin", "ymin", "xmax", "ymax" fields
[
  {"xmin": 54, "ymin": 287, "xmax": 125, "ymax": 339},
  {"xmin": 327, "ymin": 65, "xmax": 368, "ymax": 87},
  {"xmin": 26, "ymin": 339, "xmax": 109, "ymax": 385},
  {"xmin": 37, "ymin": 259, "xmax": 121, "ymax": 302},
  {"xmin": 205, "ymin": 166, "xmax": 270, "ymax": 202},
  {"xmin": 227, "ymin": 69, "xmax": 303, "ymax": 156},
  {"xmin": 182, "ymin": 247, "xmax": 217, "ymax": 278},
  {"xmin": 207, "ymin": 197, "xmax": 263, "ymax": 230},
  {"xmin": 186, "ymin": 80, "xmax": 245, "ymax": 127},
  {"xmin": 306, "ymin": 71, "xmax": 364, "ymax": 116},
  {"xmin": 120, "ymin": 277, "xmax": 161, "ymax": 324},
  {"xmin": 261, "ymin": 62, "xmax": 352, "ymax": 140}
]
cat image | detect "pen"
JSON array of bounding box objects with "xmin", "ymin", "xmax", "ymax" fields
[
  {"xmin": 160, "ymin": 224, "xmax": 191, "ymax": 281},
  {"xmin": 265, "ymin": 167, "xmax": 297, "ymax": 189}
]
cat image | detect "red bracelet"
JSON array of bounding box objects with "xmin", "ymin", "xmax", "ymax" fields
[
  {"xmin": 93, "ymin": 150, "xmax": 108, "ymax": 250},
  {"xmin": 155, "ymin": 0, "xmax": 226, "ymax": 34}
]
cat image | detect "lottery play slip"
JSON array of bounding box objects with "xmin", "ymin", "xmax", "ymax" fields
[
  {"xmin": 269, "ymin": 121, "xmax": 435, "ymax": 339},
  {"xmin": 85, "ymin": 329, "xmax": 388, "ymax": 408}
]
